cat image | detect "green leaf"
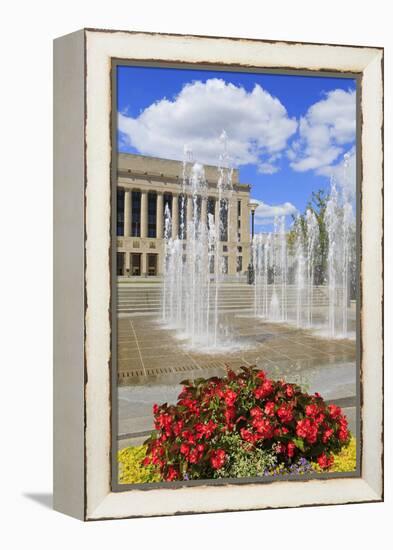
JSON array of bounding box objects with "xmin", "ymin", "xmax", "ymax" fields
[{"xmin": 293, "ymin": 437, "xmax": 305, "ymax": 451}]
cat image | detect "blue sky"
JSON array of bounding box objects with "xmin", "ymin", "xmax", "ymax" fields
[{"xmin": 117, "ymin": 65, "xmax": 356, "ymax": 231}]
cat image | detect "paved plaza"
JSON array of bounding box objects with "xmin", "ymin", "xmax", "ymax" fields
[
  {"xmin": 117, "ymin": 311, "xmax": 357, "ymax": 448},
  {"xmin": 117, "ymin": 314, "xmax": 356, "ymax": 385}
]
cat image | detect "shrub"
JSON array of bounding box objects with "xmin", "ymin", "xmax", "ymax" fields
[
  {"xmin": 118, "ymin": 445, "xmax": 161, "ymax": 484},
  {"xmin": 312, "ymin": 436, "xmax": 356, "ymax": 473},
  {"xmin": 143, "ymin": 366, "xmax": 351, "ymax": 481},
  {"xmin": 211, "ymin": 432, "xmax": 278, "ymax": 479}
]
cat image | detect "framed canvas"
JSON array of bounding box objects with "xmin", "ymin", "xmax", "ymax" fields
[{"xmin": 53, "ymin": 28, "xmax": 383, "ymax": 521}]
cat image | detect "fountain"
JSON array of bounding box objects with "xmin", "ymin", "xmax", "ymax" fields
[
  {"xmin": 161, "ymin": 132, "xmax": 234, "ymax": 349},
  {"xmin": 252, "ymin": 165, "xmax": 355, "ymax": 338}
]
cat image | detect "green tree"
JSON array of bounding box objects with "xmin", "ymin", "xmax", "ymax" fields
[{"xmin": 287, "ymin": 189, "xmax": 329, "ymax": 285}]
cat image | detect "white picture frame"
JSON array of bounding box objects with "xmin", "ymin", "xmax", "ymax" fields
[{"xmin": 53, "ymin": 28, "xmax": 383, "ymax": 521}]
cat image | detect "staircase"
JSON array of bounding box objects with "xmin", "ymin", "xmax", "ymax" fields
[{"xmin": 117, "ymin": 282, "xmax": 335, "ymax": 316}]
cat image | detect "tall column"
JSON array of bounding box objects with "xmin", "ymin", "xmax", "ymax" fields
[
  {"xmin": 241, "ymin": 198, "xmax": 251, "ymax": 269},
  {"xmin": 228, "ymin": 198, "xmax": 237, "ymax": 276},
  {"xmin": 172, "ymin": 193, "xmax": 179, "ymax": 239},
  {"xmin": 240, "ymin": 198, "xmax": 249, "ymax": 242},
  {"xmin": 201, "ymin": 196, "xmax": 207, "ymax": 227},
  {"xmin": 156, "ymin": 191, "xmax": 164, "ymax": 239},
  {"xmin": 140, "ymin": 190, "xmax": 148, "ymax": 238},
  {"xmin": 229, "ymin": 197, "xmax": 237, "ymax": 243},
  {"xmin": 124, "ymin": 189, "xmax": 132, "ymax": 237},
  {"xmin": 141, "ymin": 253, "xmax": 147, "ymax": 277}
]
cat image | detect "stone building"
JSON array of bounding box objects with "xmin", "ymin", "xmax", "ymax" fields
[{"xmin": 116, "ymin": 153, "xmax": 252, "ymax": 277}]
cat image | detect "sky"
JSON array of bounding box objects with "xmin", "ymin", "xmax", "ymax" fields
[{"xmin": 117, "ymin": 65, "xmax": 356, "ymax": 232}]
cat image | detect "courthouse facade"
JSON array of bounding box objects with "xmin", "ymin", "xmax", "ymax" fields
[{"xmin": 116, "ymin": 153, "xmax": 252, "ymax": 277}]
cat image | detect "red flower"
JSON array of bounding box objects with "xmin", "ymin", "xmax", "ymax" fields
[
  {"xmin": 328, "ymin": 404, "xmax": 342, "ymax": 419},
  {"xmin": 180, "ymin": 442, "xmax": 190, "ymax": 456},
  {"xmin": 285, "ymin": 385, "xmax": 295, "ymax": 398},
  {"xmin": 181, "ymin": 430, "xmax": 196, "ymax": 444},
  {"xmin": 224, "ymin": 389, "xmax": 238, "ymax": 407},
  {"xmin": 240, "ymin": 428, "xmax": 254, "ymax": 442},
  {"xmin": 153, "ymin": 403, "xmax": 159, "ymax": 415},
  {"xmin": 224, "ymin": 406, "xmax": 236, "ymax": 426},
  {"xmin": 195, "ymin": 420, "xmax": 217, "ymax": 439},
  {"xmin": 254, "ymin": 379, "xmax": 274, "ymax": 399},
  {"xmin": 189, "ymin": 447, "xmax": 200, "ymax": 464},
  {"xmin": 256, "ymin": 370, "xmax": 266, "ymax": 380},
  {"xmin": 287, "ymin": 441, "xmax": 296, "ymax": 458},
  {"xmin": 173, "ymin": 420, "xmax": 184, "ymax": 436},
  {"xmin": 250, "ymin": 406, "xmax": 263, "ymax": 418},
  {"xmin": 296, "ymin": 418, "xmax": 318, "ymax": 444},
  {"xmin": 210, "ymin": 449, "xmax": 226, "ymax": 470},
  {"xmin": 305, "ymin": 404, "xmax": 319, "ymax": 418},
  {"xmin": 317, "ymin": 453, "xmax": 334, "ymax": 470},
  {"xmin": 252, "ymin": 418, "xmax": 274, "ymax": 439},
  {"xmin": 315, "ymin": 412, "xmax": 325, "ymax": 425},
  {"xmin": 264, "ymin": 401, "xmax": 276, "ymax": 416},
  {"xmin": 338, "ymin": 427, "xmax": 349, "ymax": 442},
  {"xmin": 166, "ymin": 466, "xmax": 178, "ymax": 481},
  {"xmin": 322, "ymin": 428, "xmax": 334, "ymax": 443},
  {"xmin": 276, "ymin": 404, "xmax": 293, "ymax": 424},
  {"xmin": 227, "ymin": 369, "xmax": 237, "ymax": 380},
  {"xmin": 154, "ymin": 413, "xmax": 173, "ymax": 432}
]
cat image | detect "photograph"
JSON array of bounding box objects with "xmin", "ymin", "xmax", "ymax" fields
[{"xmin": 114, "ymin": 63, "xmax": 359, "ymax": 485}]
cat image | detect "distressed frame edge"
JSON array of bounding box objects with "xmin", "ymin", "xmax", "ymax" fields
[
  {"xmin": 81, "ymin": 29, "xmax": 383, "ymax": 521},
  {"xmin": 53, "ymin": 29, "xmax": 86, "ymax": 520}
]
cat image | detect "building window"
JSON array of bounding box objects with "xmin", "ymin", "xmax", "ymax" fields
[
  {"xmin": 238, "ymin": 199, "xmax": 241, "ymax": 217},
  {"xmin": 219, "ymin": 199, "xmax": 228, "ymax": 241},
  {"xmin": 237, "ymin": 246, "xmax": 243, "ymax": 253},
  {"xmin": 163, "ymin": 193, "xmax": 172, "ymax": 224},
  {"xmin": 209, "ymin": 255, "xmax": 215, "ymax": 274},
  {"xmin": 117, "ymin": 252, "xmax": 125, "ymax": 276},
  {"xmin": 131, "ymin": 191, "xmax": 141, "ymax": 237},
  {"xmin": 207, "ymin": 197, "xmax": 215, "ymax": 225},
  {"xmin": 131, "ymin": 253, "xmax": 141, "ymax": 276},
  {"xmin": 148, "ymin": 193, "xmax": 157, "ymax": 238},
  {"xmin": 222, "ymin": 256, "xmax": 228, "ymax": 274},
  {"xmin": 117, "ymin": 189, "xmax": 124, "ymax": 236},
  {"xmin": 237, "ymin": 256, "xmax": 243, "ymax": 273},
  {"xmin": 147, "ymin": 254, "xmax": 158, "ymax": 276}
]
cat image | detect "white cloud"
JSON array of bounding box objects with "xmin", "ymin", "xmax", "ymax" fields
[
  {"xmin": 118, "ymin": 78, "xmax": 297, "ymax": 173},
  {"xmin": 253, "ymin": 199, "xmax": 297, "ymax": 226},
  {"xmin": 289, "ymin": 89, "xmax": 356, "ymax": 173}
]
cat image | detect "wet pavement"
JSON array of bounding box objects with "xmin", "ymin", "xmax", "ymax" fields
[
  {"xmin": 117, "ymin": 313, "xmax": 356, "ymax": 385},
  {"xmin": 116, "ymin": 313, "xmax": 357, "ymax": 448}
]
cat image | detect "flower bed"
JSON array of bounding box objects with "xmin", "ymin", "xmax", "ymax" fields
[
  {"xmin": 118, "ymin": 437, "xmax": 356, "ymax": 484},
  {"xmin": 118, "ymin": 445, "xmax": 161, "ymax": 484},
  {"xmin": 137, "ymin": 366, "xmax": 352, "ymax": 482}
]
